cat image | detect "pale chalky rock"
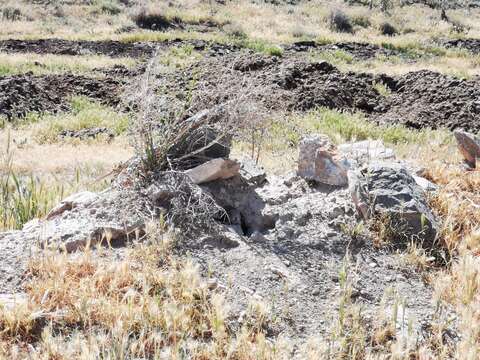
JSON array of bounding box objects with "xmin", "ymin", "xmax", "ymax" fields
[
  {"xmin": 298, "ymin": 135, "xmax": 348, "ymax": 186},
  {"xmin": 186, "ymin": 158, "xmax": 240, "ymax": 185},
  {"xmin": 338, "ymin": 140, "xmax": 395, "ymax": 164},
  {"xmin": 454, "ymin": 129, "xmax": 480, "ymax": 168},
  {"xmin": 46, "ymin": 191, "xmax": 100, "ymax": 220}
]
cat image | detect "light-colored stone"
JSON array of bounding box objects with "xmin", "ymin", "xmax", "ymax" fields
[
  {"xmin": 413, "ymin": 175, "xmax": 437, "ymax": 192},
  {"xmin": 454, "ymin": 129, "xmax": 480, "ymax": 168},
  {"xmin": 239, "ymin": 157, "xmax": 267, "ymax": 185},
  {"xmin": 0, "ymin": 293, "xmax": 27, "ymax": 310},
  {"xmin": 186, "ymin": 158, "xmax": 240, "ymax": 184},
  {"xmin": 338, "ymin": 140, "xmax": 395, "ymax": 164},
  {"xmin": 46, "ymin": 191, "xmax": 100, "ymax": 220},
  {"xmin": 297, "ymin": 135, "xmax": 348, "ymax": 186}
]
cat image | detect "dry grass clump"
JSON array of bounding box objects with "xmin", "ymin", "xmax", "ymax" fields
[
  {"xmin": 0, "ymin": 228, "xmax": 286, "ymax": 359},
  {"xmin": 424, "ymin": 164, "xmax": 480, "ymax": 254}
]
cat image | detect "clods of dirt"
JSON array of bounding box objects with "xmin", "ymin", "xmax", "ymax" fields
[
  {"xmin": 375, "ymin": 70, "xmax": 480, "ymax": 131},
  {"xmin": 0, "ymin": 39, "xmax": 157, "ymax": 58},
  {"xmin": 190, "ymin": 53, "xmax": 480, "ymax": 132},
  {"xmin": 442, "ymin": 38, "xmax": 480, "ymax": 54},
  {"xmin": 0, "ymin": 73, "xmax": 123, "ymax": 119}
]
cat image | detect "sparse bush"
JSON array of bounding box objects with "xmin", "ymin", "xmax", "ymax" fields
[
  {"xmin": 329, "ymin": 9, "xmax": 354, "ymax": 33},
  {"xmin": 1, "ymin": 7, "xmax": 22, "ymax": 21},
  {"xmin": 224, "ymin": 22, "xmax": 247, "ymax": 39},
  {"xmin": 131, "ymin": 8, "xmax": 180, "ymax": 31},
  {"xmin": 99, "ymin": 0, "xmax": 122, "ymax": 15},
  {"xmin": 351, "ymin": 15, "xmax": 371, "ymax": 28},
  {"xmin": 379, "ymin": 22, "xmax": 397, "ymax": 36},
  {"xmin": 379, "ymin": 0, "xmax": 394, "ymax": 13}
]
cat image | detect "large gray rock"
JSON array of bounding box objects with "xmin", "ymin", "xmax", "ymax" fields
[
  {"xmin": 454, "ymin": 129, "xmax": 480, "ymax": 168},
  {"xmin": 297, "ymin": 135, "xmax": 348, "ymax": 186},
  {"xmin": 349, "ymin": 164, "xmax": 439, "ymax": 244}
]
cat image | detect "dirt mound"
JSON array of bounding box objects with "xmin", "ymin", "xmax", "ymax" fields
[
  {"xmin": 193, "ymin": 53, "xmax": 382, "ymax": 114},
  {"xmin": 375, "ymin": 70, "xmax": 480, "ymax": 131},
  {"xmin": 190, "ymin": 53, "xmax": 480, "ymax": 132},
  {"xmin": 285, "ymin": 41, "xmax": 399, "ymax": 59},
  {"xmin": 0, "ymin": 38, "xmax": 239, "ymax": 58},
  {"xmin": 442, "ymin": 38, "xmax": 480, "ymax": 54},
  {"xmin": 0, "ymin": 73, "xmax": 123, "ymax": 119}
]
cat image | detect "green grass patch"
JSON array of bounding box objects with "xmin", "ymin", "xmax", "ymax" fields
[
  {"xmin": 159, "ymin": 44, "xmax": 202, "ymax": 69},
  {"xmin": 0, "ymin": 53, "xmax": 136, "ymax": 76},
  {"xmin": 311, "ymin": 49, "xmax": 355, "ymax": 65},
  {"xmin": 234, "ymin": 38, "xmax": 284, "ymax": 56},
  {"xmin": 272, "ymin": 108, "xmax": 450, "ymax": 148},
  {"xmin": 24, "ymin": 97, "xmax": 129, "ymax": 144}
]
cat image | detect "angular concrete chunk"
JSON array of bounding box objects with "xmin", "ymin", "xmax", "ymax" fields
[
  {"xmin": 454, "ymin": 129, "xmax": 480, "ymax": 168},
  {"xmin": 298, "ymin": 135, "xmax": 348, "ymax": 186},
  {"xmin": 186, "ymin": 158, "xmax": 240, "ymax": 185}
]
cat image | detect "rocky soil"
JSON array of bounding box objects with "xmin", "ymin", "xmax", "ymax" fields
[
  {"xmin": 284, "ymin": 41, "xmax": 401, "ymax": 59},
  {"xmin": 0, "ymin": 38, "xmax": 239, "ymax": 58},
  {"xmin": 442, "ymin": 38, "xmax": 480, "ymax": 54},
  {"xmin": 0, "ymin": 132, "xmax": 453, "ymax": 345}
]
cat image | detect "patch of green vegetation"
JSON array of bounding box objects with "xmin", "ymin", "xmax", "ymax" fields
[
  {"xmin": 119, "ymin": 30, "xmax": 227, "ymax": 44},
  {"xmin": 381, "ymin": 42, "xmax": 447, "ymax": 59},
  {"xmin": 312, "ymin": 49, "xmax": 355, "ymax": 65},
  {"xmin": 278, "ymin": 108, "xmax": 450, "ymax": 147},
  {"xmin": 93, "ymin": 0, "xmax": 122, "ymax": 16},
  {"xmin": 23, "ymin": 97, "xmax": 129, "ymax": 144},
  {"xmin": 0, "ymin": 54, "xmax": 136, "ymax": 76},
  {"xmin": 236, "ymin": 38, "xmax": 284, "ymax": 56},
  {"xmin": 373, "ymin": 82, "xmax": 391, "ymax": 97},
  {"xmin": 159, "ymin": 44, "xmax": 202, "ymax": 70}
]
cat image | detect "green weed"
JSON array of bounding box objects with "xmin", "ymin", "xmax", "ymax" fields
[{"xmin": 27, "ymin": 97, "xmax": 128, "ymax": 144}]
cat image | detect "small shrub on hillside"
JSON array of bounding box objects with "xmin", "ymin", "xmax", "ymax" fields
[
  {"xmin": 329, "ymin": 9, "xmax": 353, "ymax": 33},
  {"xmin": 131, "ymin": 8, "xmax": 180, "ymax": 30},
  {"xmin": 224, "ymin": 22, "xmax": 247, "ymax": 39},
  {"xmin": 99, "ymin": 0, "xmax": 122, "ymax": 15},
  {"xmin": 1, "ymin": 7, "xmax": 22, "ymax": 21},
  {"xmin": 379, "ymin": 22, "xmax": 397, "ymax": 36},
  {"xmin": 351, "ymin": 15, "xmax": 371, "ymax": 28}
]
